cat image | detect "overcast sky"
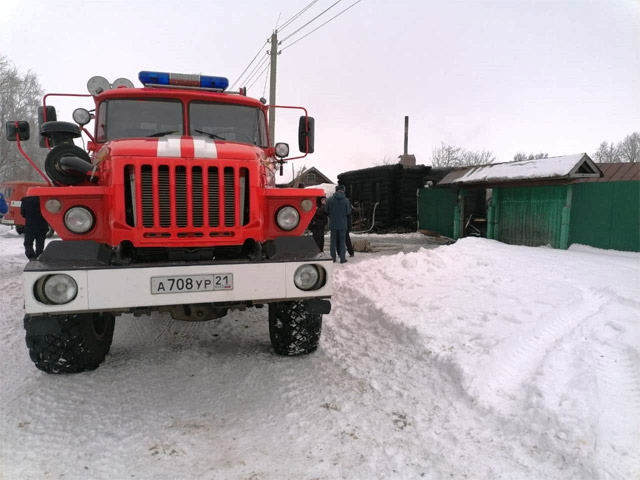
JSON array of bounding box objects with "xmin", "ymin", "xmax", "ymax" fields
[{"xmin": 1, "ymin": 0, "xmax": 638, "ymax": 182}]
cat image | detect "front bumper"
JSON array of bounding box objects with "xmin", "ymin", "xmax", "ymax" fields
[{"xmin": 24, "ymin": 258, "xmax": 333, "ymax": 315}]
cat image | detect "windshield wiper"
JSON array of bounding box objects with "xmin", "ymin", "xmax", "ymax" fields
[
  {"xmin": 193, "ymin": 129, "xmax": 225, "ymax": 140},
  {"xmin": 147, "ymin": 130, "xmax": 178, "ymax": 137}
]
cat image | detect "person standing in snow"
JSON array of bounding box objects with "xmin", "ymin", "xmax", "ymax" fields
[
  {"xmin": 309, "ymin": 196, "xmax": 328, "ymax": 252},
  {"xmin": 0, "ymin": 192, "xmax": 8, "ymax": 218},
  {"xmin": 20, "ymin": 196, "xmax": 49, "ymax": 260},
  {"xmin": 326, "ymin": 184, "xmax": 352, "ymax": 263},
  {"xmin": 345, "ymin": 211, "xmax": 354, "ymax": 258}
]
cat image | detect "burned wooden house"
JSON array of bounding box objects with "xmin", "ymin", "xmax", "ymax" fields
[{"xmin": 337, "ymin": 164, "xmax": 436, "ymax": 231}]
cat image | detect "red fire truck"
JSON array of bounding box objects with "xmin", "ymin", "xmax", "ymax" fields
[
  {"xmin": 5, "ymin": 71, "xmax": 332, "ymax": 374},
  {"xmin": 0, "ymin": 180, "xmax": 55, "ymax": 236}
]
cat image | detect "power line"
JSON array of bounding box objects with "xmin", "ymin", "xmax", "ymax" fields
[
  {"xmin": 243, "ymin": 55, "xmax": 270, "ymax": 89},
  {"xmin": 279, "ymin": 0, "xmax": 320, "ymax": 32},
  {"xmin": 247, "ymin": 62, "xmax": 270, "ymax": 92},
  {"xmin": 280, "ymin": 0, "xmax": 343, "ymax": 43},
  {"xmin": 230, "ymin": 40, "xmax": 268, "ymax": 90},
  {"xmin": 262, "ymin": 62, "xmax": 271, "ymax": 98},
  {"xmin": 281, "ymin": 0, "xmax": 363, "ymax": 52}
]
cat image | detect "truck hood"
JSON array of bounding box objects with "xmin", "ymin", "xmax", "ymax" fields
[{"xmin": 106, "ymin": 136, "xmax": 266, "ymax": 161}]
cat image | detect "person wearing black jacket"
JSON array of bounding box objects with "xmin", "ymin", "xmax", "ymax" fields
[
  {"xmin": 20, "ymin": 196, "xmax": 49, "ymax": 260},
  {"xmin": 309, "ymin": 196, "xmax": 328, "ymax": 252}
]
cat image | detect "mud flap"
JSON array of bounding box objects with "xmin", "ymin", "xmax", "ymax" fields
[
  {"xmin": 305, "ymin": 299, "xmax": 331, "ymax": 315},
  {"xmin": 23, "ymin": 314, "xmax": 64, "ymax": 335}
]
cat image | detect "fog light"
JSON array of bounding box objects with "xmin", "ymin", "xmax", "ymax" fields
[
  {"xmin": 276, "ymin": 206, "xmax": 300, "ymax": 231},
  {"xmin": 301, "ymin": 199, "xmax": 313, "ymax": 212},
  {"xmin": 45, "ymin": 198, "xmax": 62, "ymax": 213},
  {"xmin": 64, "ymin": 207, "xmax": 95, "ymax": 234},
  {"xmin": 40, "ymin": 274, "xmax": 78, "ymax": 305},
  {"xmin": 294, "ymin": 264, "xmax": 320, "ymax": 291}
]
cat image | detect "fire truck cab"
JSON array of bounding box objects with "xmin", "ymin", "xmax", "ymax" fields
[{"xmin": 5, "ymin": 71, "xmax": 332, "ymax": 374}]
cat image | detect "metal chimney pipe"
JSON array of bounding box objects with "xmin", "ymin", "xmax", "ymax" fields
[{"xmin": 404, "ymin": 116, "xmax": 409, "ymax": 155}]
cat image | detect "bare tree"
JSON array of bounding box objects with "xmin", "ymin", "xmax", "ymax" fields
[
  {"xmin": 431, "ymin": 143, "xmax": 463, "ymax": 168},
  {"xmin": 513, "ymin": 152, "xmax": 548, "ymax": 162},
  {"xmin": 376, "ymin": 156, "xmax": 396, "ymax": 166},
  {"xmin": 592, "ymin": 141, "xmax": 621, "ymax": 163},
  {"xmin": 462, "ymin": 149, "xmax": 496, "ymax": 166},
  {"xmin": 431, "ymin": 142, "xmax": 495, "ymax": 168},
  {"xmin": 618, "ymin": 132, "xmax": 640, "ymax": 163},
  {"xmin": 0, "ymin": 55, "xmax": 45, "ymax": 183}
]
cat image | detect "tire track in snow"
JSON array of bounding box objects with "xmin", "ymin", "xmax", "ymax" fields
[
  {"xmin": 589, "ymin": 301, "xmax": 640, "ymax": 480},
  {"xmin": 470, "ymin": 290, "xmax": 610, "ymax": 411}
]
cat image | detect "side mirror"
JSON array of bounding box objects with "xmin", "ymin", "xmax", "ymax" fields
[
  {"xmin": 275, "ymin": 142, "xmax": 289, "ymax": 159},
  {"xmin": 38, "ymin": 106, "xmax": 57, "ymax": 147},
  {"xmin": 5, "ymin": 121, "xmax": 30, "ymax": 141},
  {"xmin": 298, "ymin": 116, "xmax": 315, "ymax": 154}
]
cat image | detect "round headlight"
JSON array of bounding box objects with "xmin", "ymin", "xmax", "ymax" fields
[
  {"xmin": 72, "ymin": 108, "xmax": 92, "ymax": 126},
  {"xmin": 64, "ymin": 207, "xmax": 95, "ymax": 234},
  {"xmin": 275, "ymin": 142, "xmax": 289, "ymax": 158},
  {"xmin": 45, "ymin": 198, "xmax": 62, "ymax": 213},
  {"xmin": 276, "ymin": 206, "xmax": 300, "ymax": 231},
  {"xmin": 43, "ymin": 274, "xmax": 78, "ymax": 305},
  {"xmin": 301, "ymin": 199, "xmax": 313, "ymax": 212},
  {"xmin": 294, "ymin": 264, "xmax": 320, "ymax": 291}
]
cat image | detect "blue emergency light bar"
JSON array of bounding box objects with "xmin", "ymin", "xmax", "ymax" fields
[{"xmin": 138, "ymin": 71, "xmax": 229, "ymax": 91}]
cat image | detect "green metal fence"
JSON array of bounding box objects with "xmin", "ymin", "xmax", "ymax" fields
[
  {"xmin": 570, "ymin": 181, "xmax": 640, "ymax": 252},
  {"xmin": 417, "ymin": 188, "xmax": 457, "ymax": 238},
  {"xmin": 492, "ymin": 185, "xmax": 569, "ymax": 248}
]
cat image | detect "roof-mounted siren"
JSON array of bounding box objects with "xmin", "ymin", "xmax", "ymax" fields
[
  {"xmin": 112, "ymin": 78, "xmax": 134, "ymax": 89},
  {"xmin": 87, "ymin": 76, "xmax": 111, "ymax": 96},
  {"xmin": 86, "ymin": 76, "xmax": 134, "ymax": 96},
  {"xmin": 138, "ymin": 71, "xmax": 229, "ymax": 91}
]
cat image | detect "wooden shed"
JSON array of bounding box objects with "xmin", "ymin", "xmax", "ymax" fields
[
  {"xmin": 337, "ymin": 164, "xmax": 433, "ymax": 230},
  {"xmin": 428, "ymin": 155, "xmax": 639, "ymax": 252}
]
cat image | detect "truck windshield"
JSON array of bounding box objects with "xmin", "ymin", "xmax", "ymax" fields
[
  {"xmin": 189, "ymin": 102, "xmax": 268, "ymax": 147},
  {"xmin": 97, "ymin": 99, "xmax": 183, "ymax": 141}
]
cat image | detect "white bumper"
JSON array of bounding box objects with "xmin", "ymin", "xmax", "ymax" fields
[
  {"xmin": 1, "ymin": 218, "xmax": 15, "ymax": 225},
  {"xmin": 24, "ymin": 260, "xmax": 333, "ymax": 315}
]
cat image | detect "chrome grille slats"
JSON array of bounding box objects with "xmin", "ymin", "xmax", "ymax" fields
[
  {"xmin": 140, "ymin": 165, "xmax": 154, "ymax": 228},
  {"xmin": 192, "ymin": 166, "xmax": 204, "ymax": 228},
  {"xmin": 208, "ymin": 167, "xmax": 220, "ymax": 227},
  {"xmin": 130, "ymin": 163, "xmax": 239, "ymax": 232},
  {"xmin": 158, "ymin": 165, "xmax": 171, "ymax": 227},
  {"xmin": 175, "ymin": 166, "xmax": 187, "ymax": 228},
  {"xmin": 224, "ymin": 167, "xmax": 235, "ymax": 227}
]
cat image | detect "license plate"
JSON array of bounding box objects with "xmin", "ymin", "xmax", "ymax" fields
[{"xmin": 151, "ymin": 273, "xmax": 233, "ymax": 295}]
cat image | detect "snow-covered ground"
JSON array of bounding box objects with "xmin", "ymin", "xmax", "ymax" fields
[{"xmin": 1, "ymin": 225, "xmax": 639, "ymax": 480}]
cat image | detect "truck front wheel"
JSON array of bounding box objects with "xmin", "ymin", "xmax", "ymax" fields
[
  {"xmin": 24, "ymin": 313, "xmax": 115, "ymax": 374},
  {"xmin": 268, "ymin": 301, "xmax": 322, "ymax": 356}
]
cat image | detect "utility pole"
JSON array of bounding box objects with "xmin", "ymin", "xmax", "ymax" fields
[{"xmin": 268, "ymin": 30, "xmax": 279, "ymax": 142}]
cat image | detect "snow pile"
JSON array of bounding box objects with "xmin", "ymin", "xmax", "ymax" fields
[{"xmin": 337, "ymin": 238, "xmax": 640, "ymax": 478}]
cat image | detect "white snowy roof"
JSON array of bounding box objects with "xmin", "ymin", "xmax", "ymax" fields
[
  {"xmin": 439, "ymin": 153, "xmax": 601, "ymax": 185},
  {"xmin": 305, "ymin": 182, "xmax": 336, "ymax": 196}
]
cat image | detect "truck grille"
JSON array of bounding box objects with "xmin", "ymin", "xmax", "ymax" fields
[{"xmin": 127, "ymin": 164, "xmax": 249, "ymax": 234}]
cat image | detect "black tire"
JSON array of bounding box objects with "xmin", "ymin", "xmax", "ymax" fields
[
  {"xmin": 15, "ymin": 225, "xmax": 25, "ymax": 235},
  {"xmin": 45, "ymin": 144, "xmax": 91, "ymax": 186},
  {"xmin": 46, "ymin": 226, "xmax": 55, "ymax": 238},
  {"xmin": 268, "ymin": 300, "xmax": 322, "ymax": 356},
  {"xmin": 25, "ymin": 312, "xmax": 115, "ymax": 374}
]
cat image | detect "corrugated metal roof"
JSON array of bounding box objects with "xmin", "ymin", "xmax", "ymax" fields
[
  {"xmin": 438, "ymin": 153, "xmax": 601, "ymax": 186},
  {"xmin": 572, "ymin": 162, "xmax": 640, "ymax": 183}
]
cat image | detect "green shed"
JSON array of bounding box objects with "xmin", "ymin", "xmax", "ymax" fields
[{"xmin": 432, "ymin": 155, "xmax": 640, "ymax": 252}]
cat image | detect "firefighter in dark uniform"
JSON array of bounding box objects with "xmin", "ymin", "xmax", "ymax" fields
[
  {"xmin": 309, "ymin": 196, "xmax": 328, "ymax": 252},
  {"xmin": 20, "ymin": 196, "xmax": 49, "ymax": 260}
]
